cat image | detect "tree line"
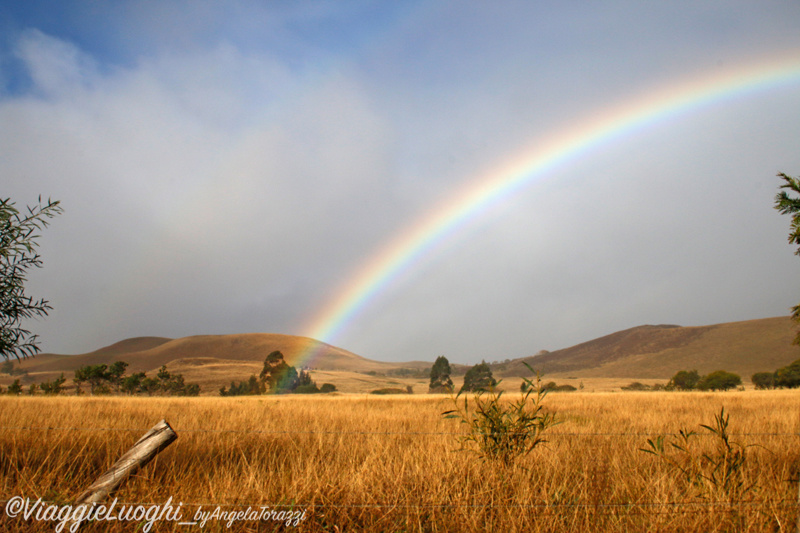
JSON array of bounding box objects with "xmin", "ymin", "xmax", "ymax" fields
[{"xmin": 0, "ymin": 361, "xmax": 200, "ymax": 396}]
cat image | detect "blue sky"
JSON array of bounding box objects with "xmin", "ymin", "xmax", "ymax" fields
[{"xmin": 3, "ymin": 1, "xmax": 800, "ymax": 363}]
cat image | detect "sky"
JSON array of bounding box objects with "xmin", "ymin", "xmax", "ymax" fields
[{"xmin": 2, "ymin": 1, "xmax": 800, "ymax": 364}]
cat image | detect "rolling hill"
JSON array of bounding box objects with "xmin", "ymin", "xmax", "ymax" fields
[
  {"xmin": 506, "ymin": 316, "xmax": 799, "ymax": 379},
  {"xmin": 16, "ymin": 333, "xmax": 429, "ymax": 376},
  {"xmin": 5, "ymin": 316, "xmax": 798, "ymax": 393}
]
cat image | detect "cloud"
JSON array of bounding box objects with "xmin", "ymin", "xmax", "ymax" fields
[{"xmin": 2, "ymin": 3, "xmax": 800, "ymax": 363}]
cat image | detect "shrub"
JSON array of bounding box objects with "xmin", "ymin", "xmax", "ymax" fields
[
  {"xmin": 622, "ymin": 382, "xmax": 650, "ymax": 391},
  {"xmin": 751, "ymin": 372, "xmax": 775, "ymax": 390},
  {"xmin": 640, "ymin": 407, "xmax": 755, "ymax": 502},
  {"xmin": 320, "ymin": 383, "xmax": 337, "ymax": 393},
  {"xmin": 696, "ymin": 370, "xmax": 741, "ymax": 391},
  {"xmin": 668, "ymin": 370, "xmax": 700, "ymax": 390},
  {"xmin": 774, "ymin": 359, "xmax": 800, "ymax": 388},
  {"xmin": 443, "ymin": 363, "xmax": 559, "ymax": 465},
  {"xmin": 370, "ymin": 388, "xmax": 408, "ymax": 395},
  {"xmin": 459, "ymin": 361, "xmax": 496, "ymax": 393}
]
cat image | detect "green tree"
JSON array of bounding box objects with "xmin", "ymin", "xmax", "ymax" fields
[
  {"xmin": 775, "ymin": 172, "xmax": 800, "ymax": 344},
  {"xmin": 696, "ymin": 370, "xmax": 741, "ymax": 391},
  {"xmin": 429, "ymin": 355, "xmax": 454, "ymax": 393},
  {"xmin": 40, "ymin": 373, "xmax": 66, "ymax": 395},
  {"xmin": 1, "ymin": 197, "xmax": 62, "ymax": 360},
  {"xmin": 668, "ymin": 370, "xmax": 701, "ymax": 391},
  {"xmin": 7, "ymin": 379, "xmax": 22, "ymax": 395},
  {"xmin": 460, "ymin": 361, "xmax": 497, "ymax": 393},
  {"xmin": 107, "ymin": 361, "xmax": 129, "ymax": 392},
  {"xmin": 751, "ymin": 372, "xmax": 775, "ymax": 390},
  {"xmin": 774, "ymin": 359, "xmax": 800, "ymax": 388}
]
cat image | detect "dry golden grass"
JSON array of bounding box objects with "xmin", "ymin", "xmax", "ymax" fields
[{"xmin": 1, "ymin": 391, "xmax": 799, "ymax": 532}]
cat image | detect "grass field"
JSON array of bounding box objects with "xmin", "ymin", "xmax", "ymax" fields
[{"xmin": 1, "ymin": 391, "xmax": 799, "ymax": 532}]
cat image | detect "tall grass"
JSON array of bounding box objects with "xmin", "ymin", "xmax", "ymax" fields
[{"xmin": 0, "ymin": 392, "xmax": 798, "ymax": 531}]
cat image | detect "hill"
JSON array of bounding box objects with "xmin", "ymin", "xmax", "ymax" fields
[
  {"xmin": 506, "ymin": 316, "xmax": 799, "ymax": 379},
  {"xmin": 17, "ymin": 333, "xmax": 429, "ymax": 376}
]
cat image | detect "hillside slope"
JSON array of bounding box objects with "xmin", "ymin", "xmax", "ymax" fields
[
  {"xmin": 19, "ymin": 333, "xmax": 428, "ymax": 375},
  {"xmin": 508, "ymin": 316, "xmax": 798, "ymax": 379}
]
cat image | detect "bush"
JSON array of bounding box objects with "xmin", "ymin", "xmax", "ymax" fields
[
  {"xmin": 774, "ymin": 359, "xmax": 800, "ymax": 388},
  {"xmin": 444, "ymin": 363, "xmax": 559, "ymax": 465},
  {"xmin": 696, "ymin": 370, "xmax": 741, "ymax": 391},
  {"xmin": 320, "ymin": 383, "xmax": 337, "ymax": 393},
  {"xmin": 751, "ymin": 372, "xmax": 775, "ymax": 390},
  {"xmin": 668, "ymin": 370, "xmax": 701, "ymax": 390},
  {"xmin": 459, "ymin": 361, "xmax": 496, "ymax": 393},
  {"xmin": 294, "ymin": 383, "xmax": 321, "ymax": 394},
  {"xmin": 622, "ymin": 382, "xmax": 650, "ymax": 391},
  {"xmin": 370, "ymin": 388, "xmax": 409, "ymax": 395}
]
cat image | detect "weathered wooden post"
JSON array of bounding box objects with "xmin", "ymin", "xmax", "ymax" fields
[
  {"xmin": 62, "ymin": 419, "xmax": 177, "ymax": 530},
  {"xmin": 74, "ymin": 419, "xmax": 177, "ymax": 505}
]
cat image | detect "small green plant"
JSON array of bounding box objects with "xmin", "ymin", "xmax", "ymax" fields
[
  {"xmin": 640, "ymin": 407, "xmax": 756, "ymax": 500},
  {"xmin": 443, "ymin": 363, "xmax": 559, "ymax": 465}
]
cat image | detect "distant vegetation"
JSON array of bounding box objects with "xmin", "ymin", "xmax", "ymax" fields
[
  {"xmin": 751, "ymin": 358, "xmax": 800, "ymax": 389},
  {"xmin": 428, "ymin": 356, "xmax": 453, "ymax": 393},
  {"xmin": 0, "ymin": 361, "xmax": 200, "ymax": 396},
  {"xmin": 370, "ymin": 387, "xmax": 413, "ymax": 395},
  {"xmin": 459, "ymin": 361, "xmax": 497, "ymax": 393},
  {"xmin": 220, "ymin": 350, "xmax": 337, "ymax": 396},
  {"xmin": 667, "ymin": 369, "xmax": 742, "ymax": 391}
]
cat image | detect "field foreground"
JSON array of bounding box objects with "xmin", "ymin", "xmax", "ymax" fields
[{"xmin": 1, "ymin": 392, "xmax": 799, "ymax": 532}]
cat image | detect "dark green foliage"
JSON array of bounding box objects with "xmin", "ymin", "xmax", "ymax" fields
[
  {"xmin": 121, "ymin": 372, "xmax": 146, "ymax": 394},
  {"xmin": 222, "ymin": 352, "xmax": 318, "ymax": 396},
  {"xmin": 7, "ymin": 379, "xmax": 22, "ymax": 395},
  {"xmin": 219, "ymin": 375, "xmax": 265, "ymax": 396},
  {"xmin": 774, "ymin": 358, "xmax": 800, "ymax": 388},
  {"xmin": 444, "ymin": 363, "xmax": 559, "ymax": 465},
  {"xmin": 39, "ymin": 373, "xmax": 66, "ymax": 395},
  {"xmin": 459, "ymin": 361, "xmax": 497, "ymax": 393},
  {"xmin": 294, "ymin": 383, "xmax": 321, "ymax": 394},
  {"xmin": 320, "ymin": 383, "xmax": 337, "ymax": 393},
  {"xmin": 370, "ymin": 388, "xmax": 409, "ymax": 395},
  {"xmin": 429, "ymin": 355, "xmax": 454, "ymax": 393},
  {"xmin": 697, "ymin": 370, "xmax": 741, "ymax": 391},
  {"xmin": 74, "ymin": 362, "xmax": 199, "ymax": 396},
  {"xmin": 0, "ymin": 197, "xmax": 62, "ymax": 360},
  {"xmin": 751, "ymin": 372, "xmax": 775, "ymax": 390},
  {"xmin": 622, "ymin": 382, "xmax": 651, "ymax": 391},
  {"xmin": 774, "ymin": 172, "xmax": 800, "ymax": 344},
  {"xmin": 668, "ymin": 370, "xmax": 701, "ymax": 390}
]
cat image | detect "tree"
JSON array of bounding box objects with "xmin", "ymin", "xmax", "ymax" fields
[
  {"xmin": 668, "ymin": 370, "xmax": 700, "ymax": 391},
  {"xmin": 774, "ymin": 359, "xmax": 800, "ymax": 388},
  {"xmin": 40, "ymin": 373, "xmax": 66, "ymax": 395},
  {"xmin": 1, "ymin": 196, "xmax": 62, "ymax": 360},
  {"xmin": 775, "ymin": 172, "xmax": 800, "ymax": 344},
  {"xmin": 429, "ymin": 355, "xmax": 454, "ymax": 393},
  {"xmin": 459, "ymin": 361, "xmax": 497, "ymax": 393},
  {"xmin": 751, "ymin": 372, "xmax": 776, "ymax": 390},
  {"xmin": 696, "ymin": 370, "xmax": 741, "ymax": 391},
  {"xmin": 107, "ymin": 361, "xmax": 129, "ymax": 392}
]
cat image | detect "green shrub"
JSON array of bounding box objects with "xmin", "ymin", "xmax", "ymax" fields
[
  {"xmin": 640, "ymin": 407, "xmax": 755, "ymax": 502},
  {"xmin": 696, "ymin": 370, "xmax": 741, "ymax": 391},
  {"xmin": 370, "ymin": 388, "xmax": 408, "ymax": 395},
  {"xmin": 320, "ymin": 383, "xmax": 337, "ymax": 393},
  {"xmin": 444, "ymin": 363, "xmax": 559, "ymax": 465},
  {"xmin": 751, "ymin": 372, "xmax": 775, "ymax": 390}
]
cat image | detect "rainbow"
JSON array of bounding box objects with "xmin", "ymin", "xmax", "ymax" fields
[{"xmin": 299, "ymin": 56, "xmax": 800, "ymax": 366}]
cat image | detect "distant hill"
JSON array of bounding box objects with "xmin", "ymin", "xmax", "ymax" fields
[
  {"xmin": 506, "ymin": 316, "xmax": 799, "ymax": 379},
  {"xmin": 19, "ymin": 333, "xmax": 430, "ymax": 376}
]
